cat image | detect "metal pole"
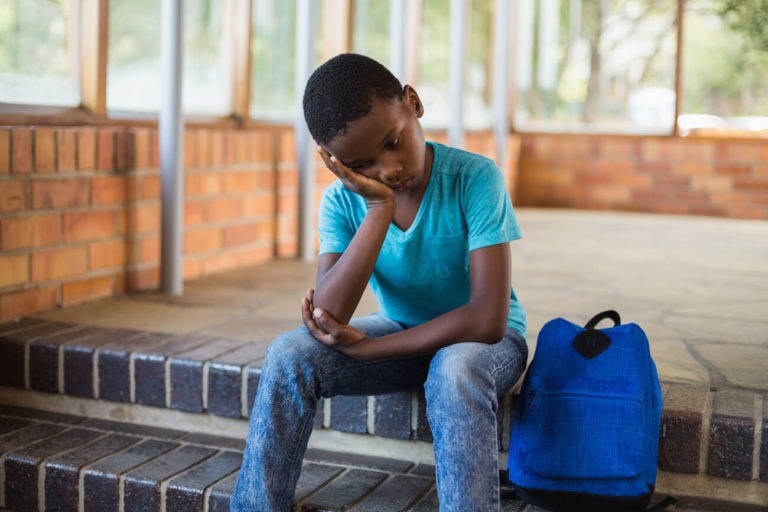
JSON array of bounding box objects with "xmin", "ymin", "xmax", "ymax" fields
[
  {"xmin": 448, "ymin": 0, "xmax": 467, "ymax": 148},
  {"xmin": 160, "ymin": 0, "xmax": 184, "ymax": 295},
  {"xmin": 296, "ymin": 0, "xmax": 316, "ymax": 261},
  {"xmin": 389, "ymin": 0, "xmax": 406, "ymax": 81},
  {"xmin": 492, "ymin": 0, "xmax": 511, "ymax": 167}
]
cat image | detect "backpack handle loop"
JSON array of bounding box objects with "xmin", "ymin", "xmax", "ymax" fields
[{"xmin": 584, "ymin": 310, "xmax": 621, "ymax": 330}]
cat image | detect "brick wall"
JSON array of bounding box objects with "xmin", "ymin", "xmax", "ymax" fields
[
  {"xmin": 516, "ymin": 134, "xmax": 768, "ymax": 219},
  {"xmin": 2, "ymin": 125, "xmax": 765, "ymax": 322},
  {"xmin": 0, "ymin": 125, "xmax": 298, "ymax": 322}
]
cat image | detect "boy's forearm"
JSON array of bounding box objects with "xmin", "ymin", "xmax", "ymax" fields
[
  {"xmin": 312, "ymin": 202, "xmax": 394, "ymax": 323},
  {"xmin": 347, "ymin": 299, "xmax": 509, "ymax": 360}
]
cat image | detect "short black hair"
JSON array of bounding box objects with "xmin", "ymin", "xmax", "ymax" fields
[{"xmin": 302, "ymin": 53, "xmax": 404, "ymax": 145}]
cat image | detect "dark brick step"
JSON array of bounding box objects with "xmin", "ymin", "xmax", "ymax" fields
[
  {"xmin": 0, "ymin": 404, "xmax": 446, "ymax": 512},
  {"xmin": 0, "ymin": 406, "xmax": 762, "ymax": 511},
  {"xmin": 1, "ymin": 317, "xmax": 767, "ymax": 487}
]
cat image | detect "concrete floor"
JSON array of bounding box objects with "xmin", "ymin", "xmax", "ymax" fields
[{"xmin": 35, "ymin": 208, "xmax": 768, "ymax": 393}]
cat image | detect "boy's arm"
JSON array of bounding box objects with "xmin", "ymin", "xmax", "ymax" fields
[
  {"xmin": 310, "ymin": 148, "xmax": 394, "ymax": 324},
  {"xmin": 305, "ymin": 241, "xmax": 512, "ymax": 360}
]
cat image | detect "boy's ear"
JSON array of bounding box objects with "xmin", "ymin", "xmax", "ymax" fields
[{"xmin": 403, "ymin": 85, "xmax": 424, "ymax": 118}]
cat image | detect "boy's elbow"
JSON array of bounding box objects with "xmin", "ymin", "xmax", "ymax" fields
[{"xmin": 475, "ymin": 311, "xmax": 508, "ymax": 343}]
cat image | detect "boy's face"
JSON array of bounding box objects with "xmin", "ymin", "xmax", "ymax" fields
[{"xmin": 323, "ymin": 86, "xmax": 429, "ymax": 193}]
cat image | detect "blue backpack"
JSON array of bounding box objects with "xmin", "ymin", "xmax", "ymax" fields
[{"xmin": 507, "ymin": 311, "xmax": 669, "ymax": 512}]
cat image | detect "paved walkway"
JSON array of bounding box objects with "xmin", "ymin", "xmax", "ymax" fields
[{"xmin": 34, "ymin": 208, "xmax": 768, "ymax": 393}]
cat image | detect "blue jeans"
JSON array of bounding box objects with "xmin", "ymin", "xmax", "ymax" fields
[{"xmin": 230, "ymin": 313, "xmax": 527, "ymax": 512}]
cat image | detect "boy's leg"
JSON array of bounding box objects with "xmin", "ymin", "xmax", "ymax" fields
[
  {"xmin": 230, "ymin": 313, "xmax": 430, "ymax": 512},
  {"xmin": 425, "ymin": 328, "xmax": 527, "ymax": 512}
]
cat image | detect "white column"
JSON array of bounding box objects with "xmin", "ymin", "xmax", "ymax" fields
[
  {"xmin": 448, "ymin": 0, "xmax": 468, "ymax": 148},
  {"xmin": 492, "ymin": 0, "xmax": 511, "ymax": 167},
  {"xmin": 296, "ymin": 0, "xmax": 317, "ymax": 261},
  {"xmin": 160, "ymin": 0, "xmax": 184, "ymax": 295},
  {"xmin": 389, "ymin": 0, "xmax": 406, "ymax": 81}
]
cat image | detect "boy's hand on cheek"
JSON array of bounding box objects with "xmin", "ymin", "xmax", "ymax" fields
[
  {"xmin": 301, "ymin": 289, "xmax": 371, "ymax": 356},
  {"xmin": 317, "ymin": 147, "xmax": 394, "ymax": 209}
]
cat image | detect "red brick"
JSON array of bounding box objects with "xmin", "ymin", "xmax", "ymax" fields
[
  {"xmin": 62, "ymin": 275, "xmax": 114, "ymax": 306},
  {"xmin": 201, "ymin": 251, "xmax": 239, "ymax": 274},
  {"xmin": 125, "ymin": 267, "xmax": 159, "ymax": 291},
  {"xmin": 56, "ymin": 128, "xmax": 77, "ymax": 172},
  {"xmin": 127, "ymin": 174, "xmax": 161, "ymax": 201},
  {"xmin": 11, "ymin": 128, "xmax": 33, "ymax": 174},
  {"xmin": 0, "ymin": 285, "xmax": 58, "ymax": 322},
  {"xmin": 0, "ymin": 214, "xmax": 61, "ymax": 250},
  {"xmin": 183, "ymin": 258, "xmax": 202, "ymax": 280},
  {"xmin": 0, "ymin": 129, "xmax": 10, "ymax": 174},
  {"xmin": 223, "ymin": 223, "xmax": 258, "ymax": 247},
  {"xmin": 89, "ymin": 239, "xmax": 127, "ymax": 270},
  {"xmin": 138, "ymin": 235, "xmax": 160, "ymax": 264},
  {"xmin": 93, "ymin": 175, "xmax": 127, "ymax": 205},
  {"xmin": 184, "ymin": 201, "xmax": 207, "ymax": 225},
  {"xmin": 98, "ymin": 128, "xmax": 116, "ymax": 171},
  {"xmin": 0, "ymin": 179, "xmax": 27, "ymax": 213},
  {"xmin": 32, "ymin": 178, "xmax": 90, "ymax": 209},
  {"xmin": 196, "ymin": 129, "xmax": 212, "ymax": 166},
  {"xmin": 123, "ymin": 204, "xmax": 161, "ymax": 234},
  {"xmin": 77, "ymin": 128, "xmax": 97, "ymax": 171},
  {"xmin": 186, "ymin": 172, "xmax": 221, "ymax": 197},
  {"xmin": 115, "ymin": 130, "xmax": 134, "ymax": 170},
  {"xmin": 0, "ymin": 254, "xmax": 29, "ymax": 288},
  {"xmin": 243, "ymin": 194, "xmax": 275, "ymax": 217},
  {"xmin": 184, "ymin": 130, "xmax": 198, "ymax": 168},
  {"xmin": 223, "ymin": 131, "xmax": 236, "ymax": 165},
  {"xmin": 185, "ymin": 227, "xmax": 222, "ymax": 254},
  {"xmin": 222, "ymin": 171, "xmax": 259, "ymax": 193},
  {"xmin": 733, "ymin": 177, "xmax": 768, "ymax": 192},
  {"xmin": 31, "ymin": 246, "xmax": 88, "ymax": 282},
  {"xmin": 64, "ymin": 210, "xmax": 117, "ymax": 242},
  {"xmin": 210, "ymin": 131, "xmax": 225, "ymax": 165},
  {"xmin": 133, "ymin": 128, "xmax": 153, "ymax": 169},
  {"xmin": 34, "ymin": 128, "xmax": 57, "ymax": 173},
  {"xmin": 207, "ymin": 198, "xmax": 242, "ymax": 222}
]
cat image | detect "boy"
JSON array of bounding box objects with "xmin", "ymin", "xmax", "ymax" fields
[{"xmin": 231, "ymin": 53, "xmax": 527, "ymax": 511}]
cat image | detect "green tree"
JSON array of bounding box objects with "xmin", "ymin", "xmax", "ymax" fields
[{"xmin": 719, "ymin": 0, "xmax": 768, "ymax": 52}]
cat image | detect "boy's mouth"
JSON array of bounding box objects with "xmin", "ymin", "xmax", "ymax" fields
[{"xmin": 391, "ymin": 176, "xmax": 415, "ymax": 191}]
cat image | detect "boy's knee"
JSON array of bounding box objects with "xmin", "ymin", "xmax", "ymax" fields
[{"xmin": 426, "ymin": 344, "xmax": 490, "ymax": 396}]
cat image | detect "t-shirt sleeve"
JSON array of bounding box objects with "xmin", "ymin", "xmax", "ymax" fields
[
  {"xmin": 317, "ymin": 184, "xmax": 356, "ymax": 255},
  {"xmin": 463, "ymin": 161, "xmax": 522, "ymax": 251}
]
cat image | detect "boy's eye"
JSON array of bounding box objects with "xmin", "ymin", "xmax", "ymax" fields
[
  {"xmin": 384, "ymin": 137, "xmax": 399, "ymax": 150},
  {"xmin": 349, "ymin": 162, "xmax": 370, "ymax": 171}
]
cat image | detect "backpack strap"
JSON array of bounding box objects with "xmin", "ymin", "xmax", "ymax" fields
[{"xmin": 584, "ymin": 310, "xmax": 621, "ymax": 329}]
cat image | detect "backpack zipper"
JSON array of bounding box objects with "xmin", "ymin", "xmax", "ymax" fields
[{"xmin": 528, "ymin": 390, "xmax": 643, "ymax": 411}]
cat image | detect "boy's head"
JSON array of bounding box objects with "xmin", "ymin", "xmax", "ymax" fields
[{"xmin": 303, "ymin": 53, "xmax": 405, "ymax": 145}]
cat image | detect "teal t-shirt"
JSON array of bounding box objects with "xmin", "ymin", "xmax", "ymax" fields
[{"xmin": 318, "ymin": 141, "xmax": 526, "ymax": 337}]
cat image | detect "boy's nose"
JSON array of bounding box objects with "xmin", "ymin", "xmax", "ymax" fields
[{"xmin": 380, "ymin": 165, "xmax": 402, "ymax": 185}]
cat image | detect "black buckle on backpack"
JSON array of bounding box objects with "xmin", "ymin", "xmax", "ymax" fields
[{"xmin": 572, "ymin": 310, "xmax": 620, "ymax": 359}]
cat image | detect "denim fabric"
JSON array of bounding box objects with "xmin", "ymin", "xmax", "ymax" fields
[{"xmin": 230, "ymin": 313, "xmax": 528, "ymax": 512}]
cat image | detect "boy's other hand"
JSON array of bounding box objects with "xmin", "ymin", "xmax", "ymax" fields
[
  {"xmin": 302, "ymin": 289, "xmax": 368, "ymax": 351},
  {"xmin": 317, "ymin": 146, "xmax": 394, "ymax": 208}
]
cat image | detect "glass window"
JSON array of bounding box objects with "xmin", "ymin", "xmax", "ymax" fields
[
  {"xmin": 0, "ymin": 0, "xmax": 79, "ymax": 106},
  {"xmin": 108, "ymin": 0, "xmax": 232, "ymax": 115},
  {"xmin": 466, "ymin": 0, "xmax": 493, "ymax": 130},
  {"xmin": 417, "ymin": 0, "xmax": 451, "ymax": 129},
  {"xmin": 680, "ymin": 0, "xmax": 768, "ymax": 136},
  {"xmin": 352, "ymin": 0, "xmax": 390, "ymax": 67},
  {"xmin": 250, "ymin": 0, "xmax": 297, "ymax": 120},
  {"xmin": 514, "ymin": 0, "xmax": 678, "ymax": 134}
]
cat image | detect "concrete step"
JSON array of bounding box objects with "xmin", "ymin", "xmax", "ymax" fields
[{"xmin": 0, "ymin": 317, "xmax": 767, "ymax": 509}]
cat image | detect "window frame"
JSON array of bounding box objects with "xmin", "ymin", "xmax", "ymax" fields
[{"xmin": 0, "ymin": 0, "xmax": 764, "ymax": 141}]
